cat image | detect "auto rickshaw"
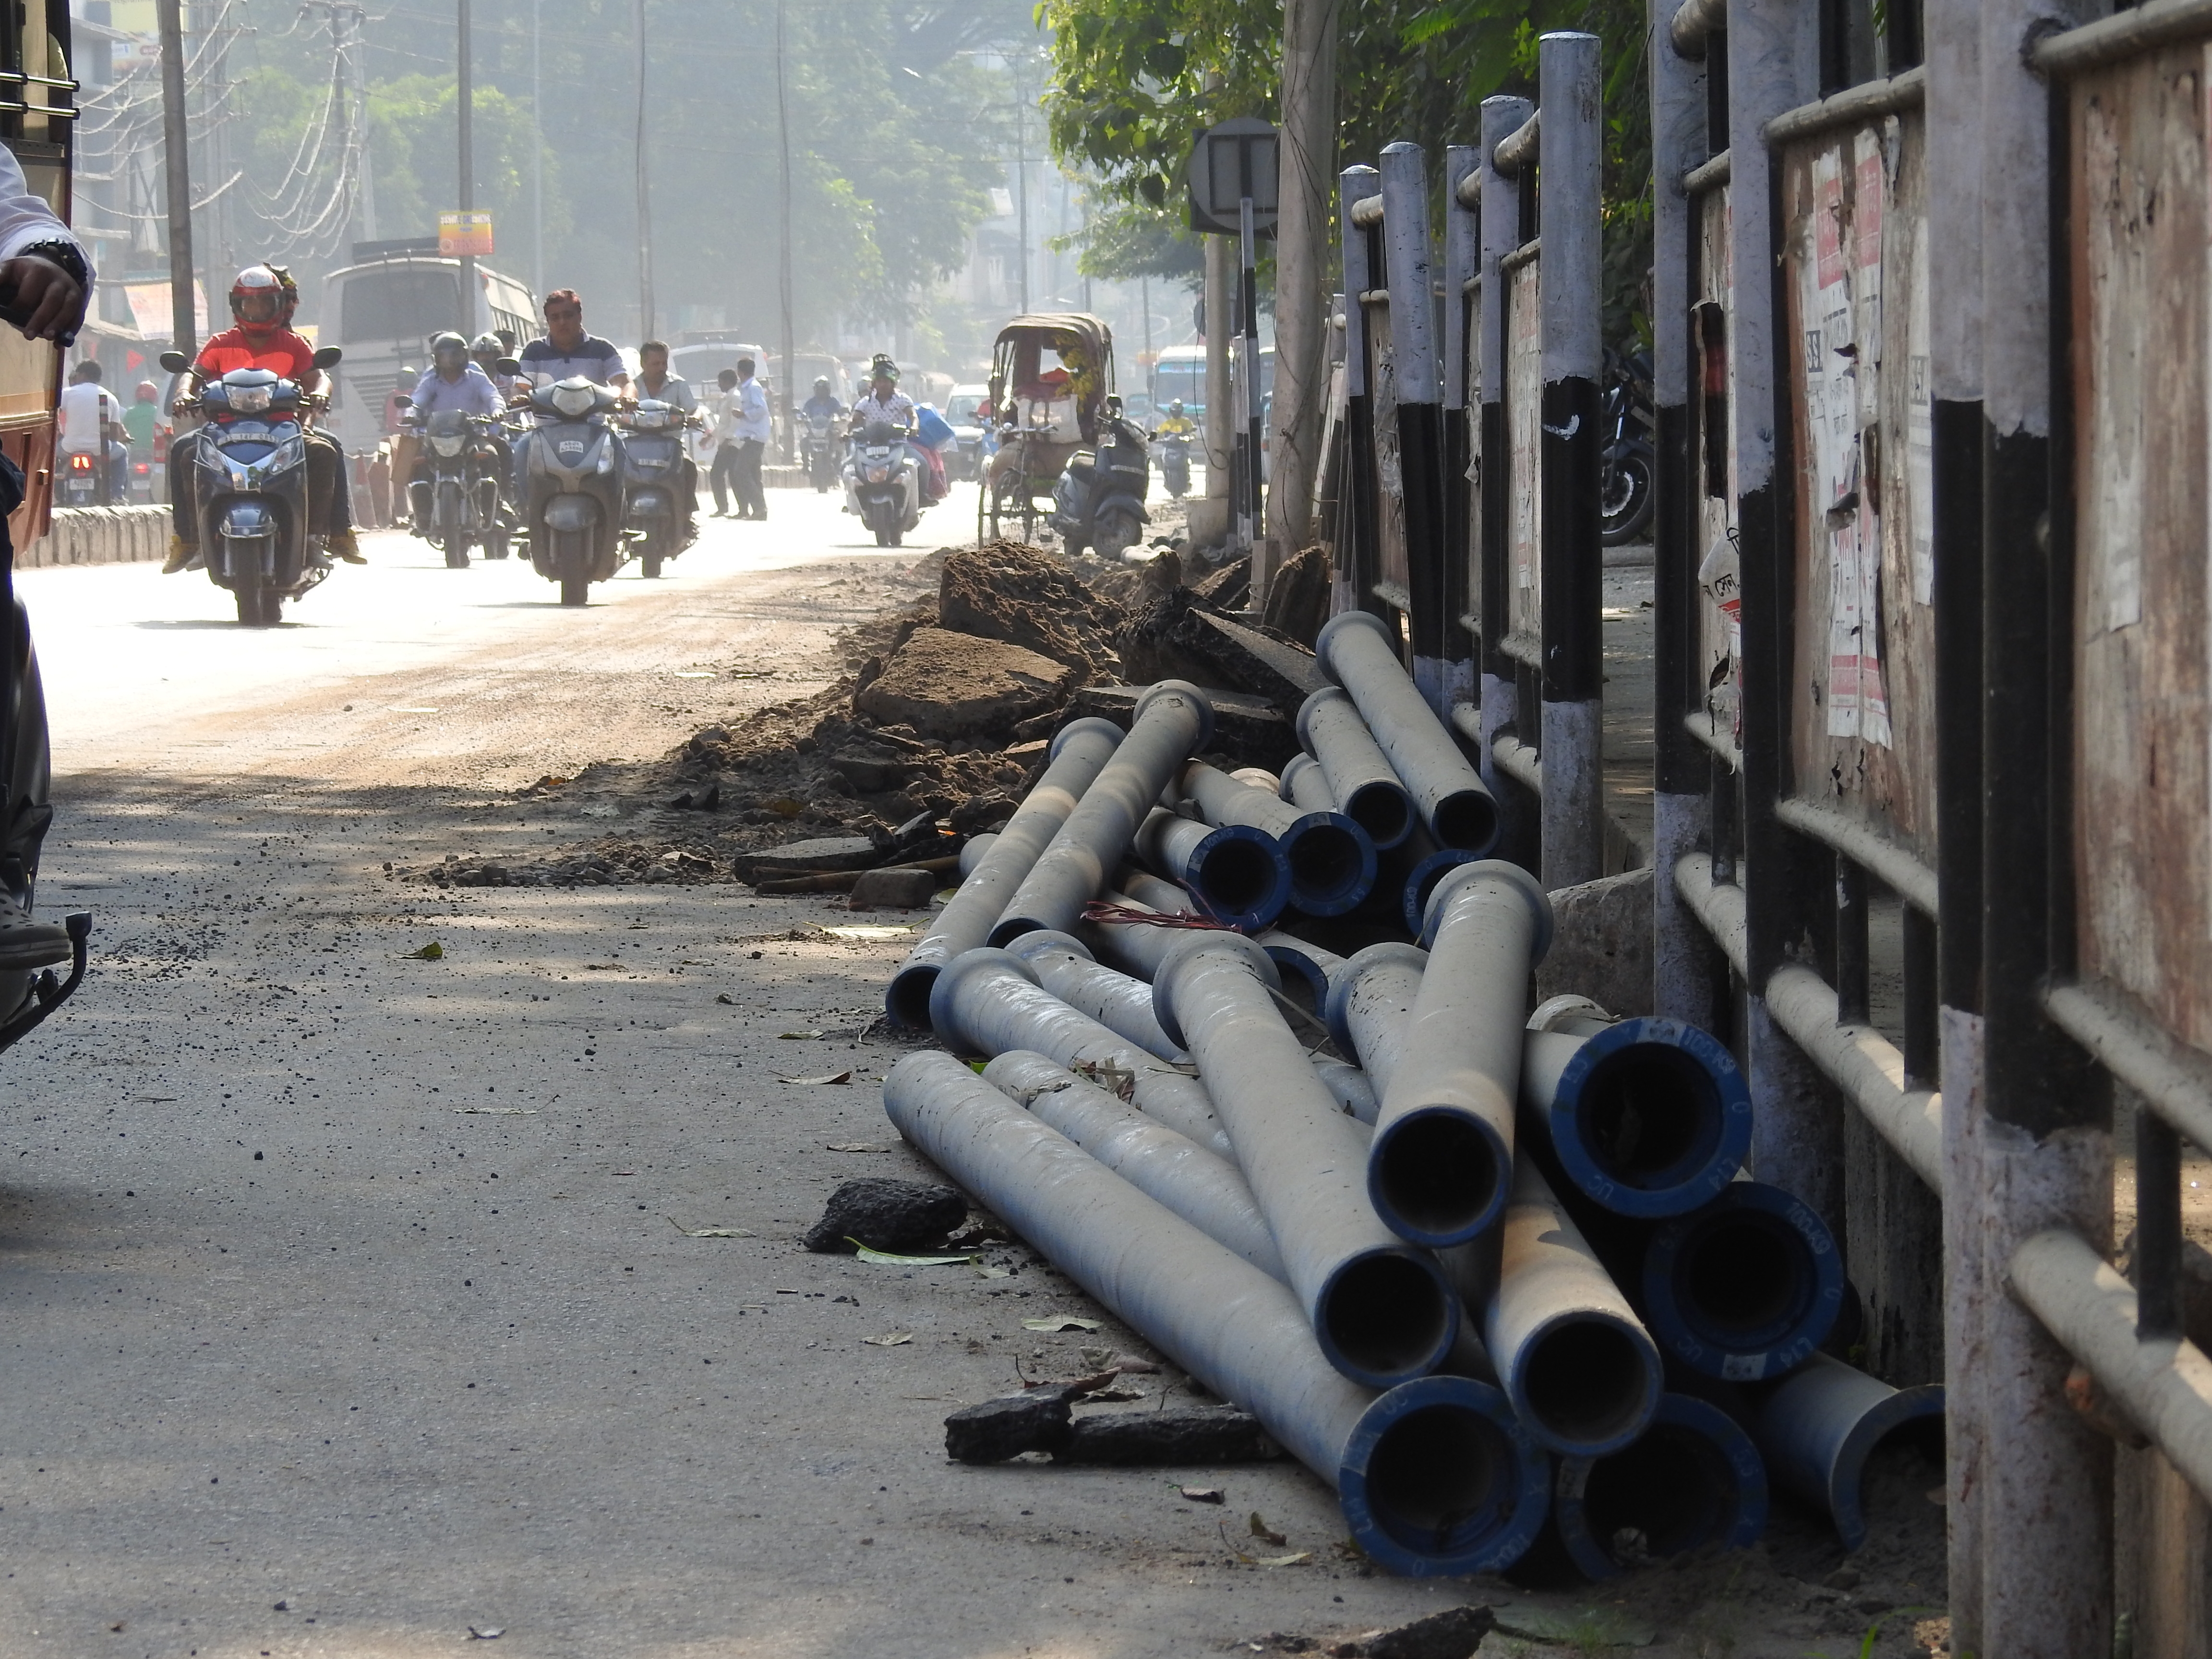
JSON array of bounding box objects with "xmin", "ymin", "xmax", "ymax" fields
[{"xmin": 978, "ymin": 313, "xmax": 1115, "ymax": 545}]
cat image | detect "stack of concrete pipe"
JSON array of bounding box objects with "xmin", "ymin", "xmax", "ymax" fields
[{"xmin": 877, "ymin": 669, "xmax": 1932, "ymax": 1576}]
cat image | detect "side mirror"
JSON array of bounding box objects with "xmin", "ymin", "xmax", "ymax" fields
[
  {"xmin": 496, "ymin": 357, "xmax": 522, "ymax": 375},
  {"xmin": 394, "ymin": 394, "xmax": 413, "ymax": 409},
  {"xmin": 158, "ymin": 350, "xmax": 190, "ymax": 373},
  {"xmin": 312, "ymin": 346, "xmax": 344, "ymax": 369}
]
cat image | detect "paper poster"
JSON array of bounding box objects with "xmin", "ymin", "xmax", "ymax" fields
[
  {"xmin": 1507, "ymin": 261, "xmax": 1543, "ymax": 621},
  {"xmin": 1851, "ymin": 129, "xmax": 1886, "ymax": 424},
  {"xmin": 1907, "ymin": 218, "xmax": 1935, "ymax": 606}
]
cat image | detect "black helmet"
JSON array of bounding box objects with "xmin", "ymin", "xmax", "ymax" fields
[{"xmin": 431, "ymin": 331, "xmax": 468, "ymax": 367}]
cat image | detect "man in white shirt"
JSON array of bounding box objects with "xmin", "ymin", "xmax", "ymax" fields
[
  {"xmin": 725, "ymin": 355, "xmax": 772, "ymax": 520},
  {"xmin": 56, "ymin": 360, "xmax": 125, "ymax": 504}
]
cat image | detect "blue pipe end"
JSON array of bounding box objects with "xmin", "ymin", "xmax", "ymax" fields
[
  {"xmin": 1280, "ymin": 810, "xmax": 1379, "ymax": 916},
  {"xmin": 1553, "ymin": 1394, "xmax": 1768, "ymax": 1579},
  {"xmin": 1400, "ymin": 847, "xmax": 1480, "ymax": 936},
  {"xmin": 1185, "ymin": 823, "xmax": 1292, "ymax": 932},
  {"xmin": 1547, "ymin": 1018, "xmax": 1754, "ymax": 1219},
  {"xmin": 1338, "ymin": 1374, "xmax": 1552, "ymax": 1577},
  {"xmin": 1264, "ymin": 945, "xmax": 1333, "ymax": 1018},
  {"xmin": 1367, "ymin": 1105, "xmax": 1512, "ymax": 1249},
  {"xmin": 1641, "ymin": 1181, "xmax": 1846, "ymax": 1382}
]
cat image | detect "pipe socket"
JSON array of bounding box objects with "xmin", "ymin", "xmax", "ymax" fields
[
  {"xmin": 1366, "ymin": 861, "xmax": 1552, "ymax": 1248},
  {"xmin": 1257, "ymin": 928, "xmax": 1350, "ymax": 1018},
  {"xmin": 1316, "ymin": 610, "xmax": 1500, "ymax": 854},
  {"xmin": 989, "ymin": 683, "xmax": 1213, "ymax": 947},
  {"xmin": 1297, "ymin": 686, "xmax": 1417, "ymax": 850},
  {"xmin": 886, "ymin": 717, "xmax": 1123, "ymax": 1027},
  {"xmin": 1133, "ymin": 805, "xmax": 1292, "ymax": 932},
  {"xmin": 1748, "ymin": 1351, "xmax": 1944, "ymax": 1555},
  {"xmin": 1640, "ymin": 1180, "xmax": 1847, "ymax": 1381},
  {"xmin": 1553, "ymin": 1393, "xmax": 1768, "ymax": 1578},
  {"xmin": 1179, "ymin": 759, "xmax": 1378, "ymax": 916},
  {"xmin": 883, "ymin": 1051, "xmax": 1551, "ymax": 1575},
  {"xmin": 1154, "ymin": 931, "xmax": 1459, "ymax": 1388}
]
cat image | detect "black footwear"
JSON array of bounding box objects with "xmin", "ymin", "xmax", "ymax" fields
[{"xmin": 0, "ymin": 893, "xmax": 72, "ymax": 972}]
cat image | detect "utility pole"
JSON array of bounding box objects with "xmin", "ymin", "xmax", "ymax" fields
[
  {"xmin": 633, "ymin": 0, "xmax": 652, "ymax": 338},
  {"xmin": 458, "ymin": 0, "xmax": 476, "ymax": 331},
  {"xmin": 1013, "ymin": 60, "xmax": 1030, "ymax": 313},
  {"xmin": 531, "ymin": 0, "xmax": 544, "ymax": 299},
  {"xmin": 1267, "ymin": 0, "xmax": 1339, "ymax": 573},
  {"xmin": 353, "ymin": 4, "xmax": 378, "ymax": 243},
  {"xmin": 156, "ymin": 0, "xmax": 196, "ymax": 353},
  {"xmin": 775, "ymin": 0, "xmax": 796, "ymax": 463}
]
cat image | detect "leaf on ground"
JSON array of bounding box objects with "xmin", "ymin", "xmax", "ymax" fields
[
  {"xmin": 851, "ymin": 1241, "xmax": 979, "ymax": 1266},
  {"xmin": 826, "ymin": 1141, "xmax": 887, "ymax": 1153},
  {"xmin": 763, "ymin": 797, "xmax": 806, "ymax": 817},
  {"xmin": 778, "ymin": 1030, "xmax": 824, "ymax": 1039},
  {"xmin": 404, "ymin": 941, "xmax": 444, "ymax": 960},
  {"xmin": 1248, "ymin": 1512, "xmax": 1287, "ymax": 1547},
  {"xmin": 1089, "ymin": 1384, "xmax": 1147, "ymax": 1401},
  {"xmin": 666, "ymin": 1217, "xmax": 755, "ymax": 1238},
  {"xmin": 972, "ymin": 1262, "xmax": 1013, "ymax": 1279},
  {"xmin": 466, "ymin": 1627, "xmax": 505, "ymax": 1641},
  {"xmin": 780, "ymin": 1070, "xmax": 853, "ymax": 1085},
  {"xmin": 1021, "ymin": 1315, "xmax": 1103, "ymax": 1333},
  {"xmin": 1176, "ymin": 1485, "xmax": 1225, "ymax": 1504},
  {"xmin": 861, "ymin": 1331, "xmax": 913, "ymax": 1346},
  {"xmin": 454, "ymin": 1106, "xmax": 537, "ymax": 1116},
  {"xmin": 1252, "ymin": 1553, "xmax": 1310, "ymax": 1567}
]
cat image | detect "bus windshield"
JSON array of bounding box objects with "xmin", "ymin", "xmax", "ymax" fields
[{"xmin": 341, "ymin": 267, "xmax": 465, "ymax": 344}]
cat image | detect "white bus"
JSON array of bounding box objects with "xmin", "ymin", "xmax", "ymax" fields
[
  {"xmin": 317, "ymin": 248, "xmax": 536, "ymax": 454},
  {"xmin": 1150, "ymin": 342, "xmax": 1274, "ymax": 420}
]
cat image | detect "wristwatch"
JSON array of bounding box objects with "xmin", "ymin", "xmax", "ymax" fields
[{"xmin": 12, "ymin": 239, "xmax": 88, "ymax": 289}]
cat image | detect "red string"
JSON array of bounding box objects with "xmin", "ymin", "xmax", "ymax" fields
[{"xmin": 1078, "ymin": 900, "xmax": 1242, "ymax": 933}]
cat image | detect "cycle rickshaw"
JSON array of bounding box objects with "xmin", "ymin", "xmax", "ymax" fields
[{"xmin": 977, "ymin": 312, "xmax": 1115, "ymax": 545}]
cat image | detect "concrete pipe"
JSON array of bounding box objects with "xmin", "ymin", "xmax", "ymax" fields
[
  {"xmin": 1522, "ymin": 1006, "xmax": 1754, "ymax": 1219},
  {"xmin": 1004, "ymin": 929, "xmax": 1188, "ymax": 1063},
  {"xmin": 1640, "ymin": 1180, "xmax": 1847, "ymax": 1382},
  {"xmin": 886, "ymin": 717, "xmax": 1123, "ymax": 1027},
  {"xmin": 1231, "ymin": 766, "xmax": 1283, "ymax": 793},
  {"xmin": 1467, "ymin": 1154, "xmax": 1664, "ymax": 1457},
  {"xmin": 1364, "ymin": 861, "xmax": 1552, "ymax": 1249},
  {"xmin": 883, "ymin": 1050, "xmax": 1551, "ymax": 1575},
  {"xmin": 989, "ymin": 683, "xmax": 1213, "ymax": 948},
  {"xmin": 1132, "ymin": 805, "xmax": 1292, "ymax": 932},
  {"xmin": 958, "ymin": 832, "xmax": 998, "ymax": 877},
  {"xmin": 1325, "ymin": 942, "xmax": 1431, "ymax": 1096},
  {"xmin": 1297, "ymin": 686, "xmax": 1416, "ymax": 850},
  {"xmin": 1748, "ymin": 1352, "xmax": 1943, "ymax": 1555},
  {"xmin": 1079, "ymin": 888, "xmax": 1187, "ymax": 982},
  {"xmin": 1316, "ymin": 610, "xmax": 1500, "ymax": 854},
  {"xmin": 927, "ymin": 948, "xmax": 1233, "ymax": 1156},
  {"xmin": 1552, "ymin": 1394, "xmax": 1768, "ymax": 1579},
  {"xmin": 983, "ymin": 1050, "xmax": 1283, "ymax": 1279},
  {"xmin": 1154, "ymin": 931, "xmax": 1459, "ymax": 1387},
  {"xmin": 1179, "ymin": 759, "xmax": 1378, "ymax": 917},
  {"xmin": 1311, "ymin": 1059, "xmax": 1380, "ymax": 1124},
  {"xmin": 1280, "ymin": 751, "xmax": 1339, "ymax": 815},
  {"xmin": 1255, "ymin": 928, "xmax": 1349, "ymax": 1017},
  {"xmin": 1390, "ymin": 824, "xmax": 1482, "ymax": 938},
  {"xmin": 1116, "ymin": 867, "xmax": 1197, "ymax": 914}
]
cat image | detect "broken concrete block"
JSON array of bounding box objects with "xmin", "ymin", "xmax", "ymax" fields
[
  {"xmin": 1354, "ymin": 1606, "xmax": 1496, "ymax": 1659},
  {"xmin": 801, "ymin": 1178, "xmax": 968, "ymax": 1253},
  {"xmin": 854, "ymin": 627, "xmax": 1079, "ymax": 740},
  {"xmin": 1531, "ymin": 864, "xmax": 1656, "ymax": 1018},
  {"xmin": 735, "ymin": 836, "xmax": 881, "ymax": 883},
  {"xmin": 1052, "ymin": 1407, "xmax": 1282, "ymax": 1465},
  {"xmin": 848, "ymin": 867, "xmax": 937, "ymax": 910},
  {"xmin": 943, "ymin": 1387, "xmax": 1078, "ymax": 1463}
]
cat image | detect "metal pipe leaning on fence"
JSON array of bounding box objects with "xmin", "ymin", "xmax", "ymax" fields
[
  {"xmin": 1315, "ymin": 611, "xmax": 1500, "ymax": 855},
  {"xmin": 988, "ymin": 683, "xmax": 1213, "ymax": 948},
  {"xmin": 927, "ymin": 947, "xmax": 1233, "ymax": 1157},
  {"xmin": 1176, "ymin": 758, "xmax": 1377, "ymax": 917},
  {"xmin": 885, "ymin": 717, "xmax": 1124, "ymax": 1028},
  {"xmin": 1152, "ymin": 930, "xmax": 1459, "ymax": 1388},
  {"xmin": 1377, "ymin": 141, "xmax": 1454, "ymax": 717},
  {"xmin": 1131, "ymin": 805, "xmax": 1292, "ymax": 933},
  {"xmin": 882, "ymin": 1050, "xmax": 1551, "ymax": 1575}
]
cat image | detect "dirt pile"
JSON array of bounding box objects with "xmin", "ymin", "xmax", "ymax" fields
[
  {"xmin": 854, "ymin": 627, "xmax": 1079, "ymax": 738},
  {"xmin": 934, "ymin": 539, "xmax": 1125, "ymax": 679}
]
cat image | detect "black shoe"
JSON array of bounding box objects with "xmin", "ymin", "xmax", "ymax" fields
[{"xmin": 0, "ymin": 893, "xmax": 72, "ymax": 972}]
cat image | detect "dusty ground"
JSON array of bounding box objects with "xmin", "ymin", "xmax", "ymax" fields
[{"xmin": 0, "ymin": 493, "xmax": 1945, "ymax": 1658}]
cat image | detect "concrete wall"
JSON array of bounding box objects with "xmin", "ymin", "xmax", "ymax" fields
[{"xmin": 19, "ymin": 505, "xmax": 170, "ymax": 569}]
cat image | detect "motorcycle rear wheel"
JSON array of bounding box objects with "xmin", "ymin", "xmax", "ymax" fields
[
  {"xmin": 559, "ymin": 575, "xmax": 589, "ymax": 607},
  {"xmin": 445, "ymin": 540, "xmax": 471, "ymax": 569},
  {"xmin": 1599, "ymin": 439, "xmax": 1656, "ymax": 546},
  {"xmin": 640, "ymin": 550, "xmax": 664, "ymax": 579},
  {"xmin": 1094, "ymin": 509, "xmax": 1140, "ymax": 562}
]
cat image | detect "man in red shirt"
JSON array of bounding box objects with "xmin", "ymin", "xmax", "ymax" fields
[{"xmin": 164, "ymin": 264, "xmax": 365, "ymax": 572}]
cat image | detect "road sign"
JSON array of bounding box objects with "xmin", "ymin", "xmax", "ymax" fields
[
  {"xmin": 1186, "ymin": 118, "xmax": 1279, "ymax": 238},
  {"xmin": 438, "ymin": 211, "xmax": 494, "ymax": 257}
]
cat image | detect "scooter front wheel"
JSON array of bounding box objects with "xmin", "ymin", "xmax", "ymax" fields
[
  {"xmin": 559, "ymin": 575, "xmax": 589, "ymax": 607},
  {"xmin": 445, "ymin": 539, "xmax": 471, "ymax": 569},
  {"xmin": 640, "ymin": 550, "xmax": 664, "ymax": 579}
]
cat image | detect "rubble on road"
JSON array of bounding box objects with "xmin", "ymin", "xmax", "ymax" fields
[{"xmin": 801, "ymin": 1177, "xmax": 969, "ymax": 1253}]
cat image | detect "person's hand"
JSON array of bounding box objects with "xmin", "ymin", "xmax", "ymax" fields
[{"xmin": 0, "ymin": 253, "xmax": 85, "ymax": 343}]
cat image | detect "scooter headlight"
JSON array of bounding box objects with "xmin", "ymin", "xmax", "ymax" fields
[
  {"xmin": 226, "ymin": 384, "xmax": 274, "ymax": 414},
  {"xmin": 866, "ymin": 465, "xmax": 890, "ymax": 483},
  {"xmin": 595, "ymin": 443, "xmax": 615, "ymax": 474},
  {"xmin": 552, "ymin": 383, "xmax": 598, "ymax": 419}
]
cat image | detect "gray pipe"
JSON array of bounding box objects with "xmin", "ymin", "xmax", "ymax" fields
[
  {"xmin": 989, "ymin": 683, "xmax": 1213, "ymax": 947},
  {"xmin": 1315, "ymin": 610, "xmax": 1500, "ymax": 854},
  {"xmin": 1367, "ymin": 861, "xmax": 1552, "ymax": 1247},
  {"xmin": 1387, "ymin": 822, "xmax": 1483, "ymax": 937},
  {"xmin": 927, "ymin": 948, "xmax": 1233, "ymax": 1155},
  {"xmin": 983, "ymin": 1050, "xmax": 1283, "ymax": 1278},
  {"xmin": 1003, "ymin": 929, "xmax": 1188, "ymax": 1063},
  {"xmin": 883, "ymin": 1050, "xmax": 1551, "ymax": 1575},
  {"xmin": 886, "ymin": 717, "xmax": 1123, "ymax": 1027},
  {"xmin": 1280, "ymin": 751, "xmax": 1339, "ymax": 814},
  {"xmin": 1133, "ymin": 805, "xmax": 1292, "ymax": 931},
  {"xmin": 958, "ymin": 832, "xmax": 998, "ymax": 877},
  {"xmin": 1179, "ymin": 759, "xmax": 1377, "ymax": 917},
  {"xmin": 1230, "ymin": 766, "xmax": 1282, "ymax": 793},
  {"xmin": 1116, "ymin": 866, "xmax": 1195, "ymax": 914},
  {"xmin": 1750, "ymin": 1352, "xmax": 1944, "ymax": 1554},
  {"xmin": 1154, "ymin": 931, "xmax": 1457, "ymax": 1387},
  {"xmin": 1297, "ymin": 686, "xmax": 1415, "ymax": 850},
  {"xmin": 1079, "ymin": 888, "xmax": 1187, "ymax": 981},
  {"xmin": 1552, "ymin": 1393, "xmax": 1768, "ymax": 1579},
  {"xmin": 1312, "ymin": 1059, "xmax": 1380, "ymax": 1125},
  {"xmin": 1326, "ymin": 942, "xmax": 1431, "ymax": 1096}
]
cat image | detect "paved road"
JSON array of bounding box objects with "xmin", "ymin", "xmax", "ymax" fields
[{"xmin": 0, "ymin": 486, "xmax": 1491, "ymax": 1659}]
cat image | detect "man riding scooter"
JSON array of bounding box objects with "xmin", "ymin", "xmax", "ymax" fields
[
  {"xmin": 164, "ymin": 264, "xmax": 364, "ymax": 572},
  {"xmin": 851, "ymin": 357, "xmax": 943, "ymax": 505},
  {"xmin": 631, "ymin": 339, "xmax": 700, "ymax": 543},
  {"xmin": 400, "ymin": 331, "xmax": 504, "ymax": 544}
]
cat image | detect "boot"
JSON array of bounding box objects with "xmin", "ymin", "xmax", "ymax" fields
[
  {"xmin": 326, "ymin": 529, "xmax": 368, "ymax": 565},
  {"xmin": 161, "ymin": 535, "xmax": 197, "ymax": 575}
]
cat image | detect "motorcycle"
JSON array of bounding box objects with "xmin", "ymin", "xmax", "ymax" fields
[
  {"xmin": 0, "ymin": 597, "xmax": 88, "ymax": 1059},
  {"xmin": 842, "ymin": 420, "xmax": 924, "ymax": 547},
  {"xmin": 616, "ymin": 397, "xmax": 697, "ymax": 578},
  {"xmin": 1155, "ymin": 430, "xmax": 1192, "ymax": 499},
  {"xmin": 404, "ymin": 406, "xmax": 508, "ymax": 568},
  {"xmin": 1048, "ymin": 406, "xmax": 1151, "ymax": 560},
  {"xmin": 158, "ymin": 344, "xmax": 346, "ymax": 628},
  {"xmin": 802, "ymin": 412, "xmax": 840, "ymax": 493},
  {"xmin": 57, "ymin": 447, "xmax": 102, "ymax": 507},
  {"xmin": 516, "ymin": 371, "xmax": 626, "ymax": 607},
  {"xmin": 1600, "ymin": 347, "xmax": 1657, "ymax": 547}
]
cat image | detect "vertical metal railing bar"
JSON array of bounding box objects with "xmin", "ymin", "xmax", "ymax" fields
[
  {"xmin": 1901, "ymin": 908, "xmax": 1938, "ymax": 1089},
  {"xmin": 1380, "ymin": 143, "xmax": 1450, "ymax": 710},
  {"xmin": 1834, "ymin": 856, "xmax": 1870, "ymax": 1027},
  {"xmin": 1442, "ymin": 144, "xmax": 1480, "ymax": 716},
  {"xmin": 1338, "ymin": 166, "xmax": 1385, "ymax": 622},
  {"xmin": 2133, "ymin": 1103, "xmax": 2183, "ymax": 1342}
]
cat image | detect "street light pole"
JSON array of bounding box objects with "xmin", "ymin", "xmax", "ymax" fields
[
  {"xmin": 634, "ymin": 0, "xmax": 652, "ymax": 338},
  {"xmin": 458, "ymin": 0, "xmax": 476, "ymax": 330},
  {"xmin": 776, "ymin": 0, "xmax": 795, "ymax": 463},
  {"xmin": 531, "ymin": 0, "xmax": 544, "ymax": 300},
  {"xmin": 156, "ymin": 0, "xmax": 196, "ymax": 353}
]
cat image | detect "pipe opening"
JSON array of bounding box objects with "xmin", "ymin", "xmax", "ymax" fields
[
  {"xmin": 1429, "ymin": 789, "xmax": 1500, "ymax": 854},
  {"xmin": 1575, "ymin": 1045, "xmax": 1723, "ymax": 1189},
  {"xmin": 1577, "ymin": 1419, "xmax": 1737, "ymax": 1561},
  {"xmin": 1521, "ymin": 1318, "xmax": 1654, "ymax": 1449},
  {"xmin": 1265, "ymin": 949, "xmax": 1329, "ymax": 1018},
  {"xmin": 1674, "ymin": 1210, "xmax": 1813, "ymax": 1346},
  {"xmin": 1322, "ymin": 1251, "xmax": 1454, "ymax": 1379},
  {"xmin": 1849, "ymin": 1417, "xmax": 1946, "ymax": 1541},
  {"xmin": 986, "ymin": 914, "xmax": 1047, "ymax": 949},
  {"xmin": 1191, "ymin": 837, "xmax": 1283, "ymax": 919},
  {"xmin": 1344, "ymin": 781, "xmax": 1414, "ymax": 848},
  {"xmin": 885, "ymin": 963, "xmax": 939, "ymax": 1031},
  {"xmin": 1361, "ymin": 1400, "xmax": 1522, "ymax": 1557},
  {"xmin": 1375, "ymin": 1110, "xmax": 1503, "ymax": 1238},
  {"xmin": 1284, "ymin": 823, "xmax": 1367, "ymax": 906}
]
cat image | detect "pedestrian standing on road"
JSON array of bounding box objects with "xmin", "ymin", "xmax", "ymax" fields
[
  {"xmin": 729, "ymin": 355, "xmax": 772, "ymax": 521},
  {"xmin": 704, "ymin": 368, "xmax": 742, "ymax": 516}
]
